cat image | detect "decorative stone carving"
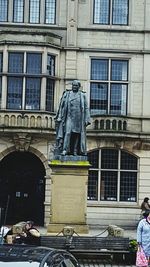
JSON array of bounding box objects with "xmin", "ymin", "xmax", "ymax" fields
[{"xmin": 13, "ymin": 133, "xmax": 31, "ymax": 151}]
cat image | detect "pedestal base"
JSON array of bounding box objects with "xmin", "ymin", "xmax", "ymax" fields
[{"xmin": 47, "ymin": 160, "xmax": 90, "ymax": 234}]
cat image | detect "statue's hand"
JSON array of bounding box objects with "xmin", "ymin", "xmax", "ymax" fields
[
  {"xmin": 57, "ymin": 118, "xmax": 62, "ymax": 122},
  {"xmin": 85, "ymin": 121, "xmax": 90, "ymax": 126}
]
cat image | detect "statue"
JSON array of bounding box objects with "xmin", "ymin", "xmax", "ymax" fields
[{"xmin": 55, "ymin": 80, "xmax": 91, "ymax": 156}]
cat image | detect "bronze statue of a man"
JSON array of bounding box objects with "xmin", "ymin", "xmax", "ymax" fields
[{"xmin": 55, "ymin": 80, "xmax": 91, "ymax": 156}]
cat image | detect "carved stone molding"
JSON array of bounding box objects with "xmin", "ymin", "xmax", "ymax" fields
[{"xmin": 13, "ymin": 133, "xmax": 32, "ymax": 151}]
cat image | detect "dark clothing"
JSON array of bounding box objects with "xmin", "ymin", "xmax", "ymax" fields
[
  {"xmin": 24, "ymin": 227, "xmax": 41, "ymax": 245},
  {"xmin": 14, "ymin": 227, "xmax": 40, "ymax": 246}
]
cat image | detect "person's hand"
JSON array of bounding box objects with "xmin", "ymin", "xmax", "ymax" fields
[
  {"xmin": 57, "ymin": 117, "xmax": 62, "ymax": 122},
  {"xmin": 138, "ymin": 244, "xmax": 141, "ymax": 252},
  {"xmin": 20, "ymin": 232, "xmax": 27, "ymax": 237}
]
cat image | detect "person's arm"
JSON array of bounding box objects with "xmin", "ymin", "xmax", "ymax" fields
[
  {"xmin": 137, "ymin": 220, "xmax": 143, "ymax": 247},
  {"xmin": 144, "ymin": 203, "xmax": 150, "ymax": 210},
  {"xmin": 29, "ymin": 229, "xmax": 40, "ymax": 237}
]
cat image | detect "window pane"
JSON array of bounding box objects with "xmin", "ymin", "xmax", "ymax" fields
[
  {"xmin": 46, "ymin": 79, "xmax": 54, "ymax": 112},
  {"xmin": 111, "ymin": 60, "xmax": 128, "ymax": 81},
  {"xmin": 8, "ymin": 53, "xmax": 24, "ymax": 73},
  {"xmin": 13, "ymin": 0, "xmax": 24, "ymax": 22},
  {"xmin": 91, "ymin": 59, "xmax": 108, "ymax": 80},
  {"xmin": 110, "ymin": 84, "xmax": 127, "ymax": 115},
  {"xmin": 100, "ymin": 171, "xmax": 117, "ymax": 201},
  {"xmin": 0, "ymin": 53, "xmax": 2, "ymax": 72},
  {"xmin": 25, "ymin": 78, "xmax": 41, "ymax": 110},
  {"xmin": 0, "ymin": 0, "xmax": 8, "ymax": 22},
  {"xmin": 94, "ymin": 0, "xmax": 109, "ymax": 24},
  {"xmin": 88, "ymin": 150, "xmax": 99, "ymax": 168},
  {"xmin": 45, "ymin": 0, "xmax": 56, "ymax": 24},
  {"xmin": 47, "ymin": 55, "xmax": 55, "ymax": 75},
  {"xmin": 88, "ymin": 171, "xmax": 98, "ymax": 200},
  {"xmin": 7, "ymin": 77, "xmax": 23, "ymax": 109},
  {"xmin": 26, "ymin": 53, "xmax": 42, "ymax": 74},
  {"xmin": 120, "ymin": 172, "xmax": 137, "ymax": 202},
  {"xmin": 29, "ymin": 0, "xmax": 40, "ymax": 23},
  {"xmin": 121, "ymin": 151, "xmax": 137, "ymax": 170},
  {"xmin": 0, "ymin": 77, "xmax": 2, "ymax": 108},
  {"xmin": 112, "ymin": 0, "xmax": 128, "ymax": 25},
  {"xmin": 90, "ymin": 83, "xmax": 108, "ymax": 115},
  {"xmin": 101, "ymin": 149, "xmax": 118, "ymax": 169}
]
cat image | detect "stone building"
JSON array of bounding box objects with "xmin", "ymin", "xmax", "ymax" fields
[{"xmin": 0, "ymin": 0, "xmax": 149, "ymax": 228}]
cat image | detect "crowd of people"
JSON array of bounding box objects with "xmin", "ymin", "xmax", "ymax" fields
[{"xmin": 0, "ymin": 220, "xmax": 40, "ymax": 245}]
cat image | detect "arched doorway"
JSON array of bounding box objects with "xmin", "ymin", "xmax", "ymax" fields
[{"xmin": 0, "ymin": 151, "xmax": 45, "ymax": 226}]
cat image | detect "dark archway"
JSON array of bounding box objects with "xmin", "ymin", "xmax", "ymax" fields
[{"xmin": 0, "ymin": 151, "xmax": 45, "ymax": 226}]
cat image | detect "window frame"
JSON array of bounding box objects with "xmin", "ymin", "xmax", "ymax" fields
[
  {"xmin": 29, "ymin": 0, "xmax": 40, "ymax": 24},
  {"xmin": 87, "ymin": 149, "xmax": 138, "ymax": 204},
  {"xmin": 13, "ymin": 0, "xmax": 24, "ymax": 23},
  {"xmin": 0, "ymin": 0, "xmax": 8, "ymax": 22},
  {"xmin": 90, "ymin": 58, "xmax": 129, "ymax": 116},
  {"xmin": 93, "ymin": 0, "xmax": 129, "ymax": 26},
  {"xmin": 7, "ymin": 76, "xmax": 23, "ymax": 109},
  {"xmin": 5, "ymin": 51, "xmax": 56, "ymax": 112},
  {"xmin": 45, "ymin": 0, "xmax": 56, "ymax": 24}
]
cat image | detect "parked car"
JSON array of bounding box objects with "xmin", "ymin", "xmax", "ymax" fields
[{"xmin": 0, "ymin": 244, "xmax": 80, "ymax": 267}]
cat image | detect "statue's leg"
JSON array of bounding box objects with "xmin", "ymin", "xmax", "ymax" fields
[
  {"xmin": 73, "ymin": 134, "xmax": 80, "ymax": 156},
  {"xmin": 62, "ymin": 132, "xmax": 71, "ymax": 155}
]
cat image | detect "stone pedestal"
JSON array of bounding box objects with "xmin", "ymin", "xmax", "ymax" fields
[{"xmin": 47, "ymin": 159, "xmax": 90, "ymax": 233}]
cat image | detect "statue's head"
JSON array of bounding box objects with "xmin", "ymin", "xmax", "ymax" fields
[{"xmin": 72, "ymin": 80, "xmax": 81, "ymax": 92}]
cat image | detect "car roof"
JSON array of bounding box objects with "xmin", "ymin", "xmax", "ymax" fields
[{"xmin": 0, "ymin": 244, "xmax": 79, "ymax": 266}]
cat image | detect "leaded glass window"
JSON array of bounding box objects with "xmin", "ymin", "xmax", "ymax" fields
[
  {"xmin": 47, "ymin": 54, "xmax": 55, "ymax": 76},
  {"xmin": 26, "ymin": 53, "xmax": 42, "ymax": 74},
  {"xmin": 88, "ymin": 149, "xmax": 138, "ymax": 202},
  {"xmin": 0, "ymin": 53, "xmax": 2, "ymax": 72},
  {"xmin": 29, "ymin": 0, "xmax": 40, "ymax": 23},
  {"xmin": 112, "ymin": 0, "xmax": 128, "ymax": 25},
  {"xmin": 94, "ymin": 0, "xmax": 109, "ymax": 24},
  {"xmin": 0, "ymin": 0, "xmax": 8, "ymax": 22},
  {"xmin": 7, "ymin": 77, "xmax": 23, "ymax": 109},
  {"xmin": 13, "ymin": 0, "xmax": 24, "ymax": 22},
  {"xmin": 46, "ymin": 79, "xmax": 54, "ymax": 112},
  {"xmin": 25, "ymin": 78, "xmax": 41, "ymax": 110},
  {"xmin": 93, "ymin": 0, "xmax": 128, "ymax": 25},
  {"xmin": 45, "ymin": 0, "xmax": 56, "ymax": 24},
  {"xmin": 8, "ymin": 53, "xmax": 24, "ymax": 73},
  {"xmin": 6, "ymin": 51, "xmax": 55, "ymax": 111},
  {"xmin": 0, "ymin": 53, "xmax": 2, "ymax": 108},
  {"xmin": 0, "ymin": 77, "xmax": 1, "ymax": 107},
  {"xmin": 90, "ymin": 58, "xmax": 128, "ymax": 115}
]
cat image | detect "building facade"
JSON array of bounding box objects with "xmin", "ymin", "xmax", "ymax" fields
[{"xmin": 0, "ymin": 0, "xmax": 149, "ymax": 228}]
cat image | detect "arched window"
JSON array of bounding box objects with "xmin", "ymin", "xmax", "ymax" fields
[{"xmin": 88, "ymin": 149, "xmax": 138, "ymax": 202}]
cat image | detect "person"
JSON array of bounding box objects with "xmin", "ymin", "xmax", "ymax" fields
[
  {"xmin": 140, "ymin": 197, "xmax": 150, "ymax": 219},
  {"xmin": 55, "ymin": 80, "xmax": 91, "ymax": 156},
  {"xmin": 141, "ymin": 197, "xmax": 150, "ymax": 212},
  {"xmin": 0, "ymin": 226, "xmax": 13, "ymax": 244},
  {"xmin": 14, "ymin": 221, "xmax": 41, "ymax": 245},
  {"xmin": 137, "ymin": 210, "xmax": 150, "ymax": 262}
]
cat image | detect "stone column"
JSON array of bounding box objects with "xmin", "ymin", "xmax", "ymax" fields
[
  {"xmin": 67, "ymin": 0, "xmax": 78, "ymax": 47},
  {"xmin": 47, "ymin": 159, "xmax": 90, "ymax": 233}
]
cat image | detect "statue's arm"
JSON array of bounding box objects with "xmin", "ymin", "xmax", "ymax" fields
[
  {"xmin": 55, "ymin": 92, "xmax": 66, "ymax": 122},
  {"xmin": 83, "ymin": 93, "xmax": 91, "ymax": 126}
]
